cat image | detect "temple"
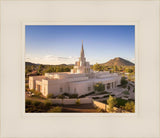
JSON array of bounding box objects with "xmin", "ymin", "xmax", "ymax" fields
[
  {"xmin": 29, "ymin": 41, "xmax": 121, "ymax": 97},
  {"xmin": 71, "ymin": 41, "xmax": 91, "ymax": 74}
]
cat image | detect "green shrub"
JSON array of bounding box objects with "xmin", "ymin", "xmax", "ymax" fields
[
  {"xmin": 59, "ymin": 93, "xmax": 78, "ymax": 98},
  {"xmin": 123, "ymin": 91, "xmax": 129, "ymax": 95},
  {"xmin": 30, "ymin": 89, "xmax": 42, "ymax": 98},
  {"xmin": 107, "ymin": 95, "xmax": 117, "ymax": 112},
  {"xmin": 25, "ymin": 84, "xmax": 29, "ymax": 89},
  {"xmin": 44, "ymin": 101, "xmax": 52, "ymax": 110},
  {"xmin": 33, "ymin": 101, "xmax": 41, "ymax": 106},
  {"xmin": 45, "ymin": 101, "xmax": 52, "ymax": 106},
  {"xmin": 79, "ymin": 95, "xmax": 85, "ymax": 98},
  {"xmin": 69, "ymin": 94, "xmax": 78, "ymax": 98},
  {"xmin": 94, "ymin": 83, "xmax": 105, "ymax": 92},
  {"xmin": 92, "ymin": 97, "xmax": 99, "ymax": 99},
  {"xmin": 102, "ymin": 100, "xmax": 107, "ymax": 104},
  {"xmin": 25, "ymin": 99, "xmax": 32, "ymax": 105},
  {"xmin": 57, "ymin": 94, "xmax": 65, "ymax": 99},
  {"xmin": 47, "ymin": 93, "xmax": 54, "ymax": 98},
  {"xmin": 75, "ymin": 99, "xmax": 80, "ymax": 105},
  {"xmin": 98, "ymin": 91, "xmax": 110, "ymax": 95},
  {"xmin": 128, "ymin": 86, "xmax": 130, "ymax": 90},
  {"xmin": 49, "ymin": 106, "xmax": 62, "ymax": 112},
  {"xmin": 79, "ymin": 91, "xmax": 95, "ymax": 98},
  {"xmin": 25, "ymin": 84, "xmax": 29, "ymax": 91},
  {"xmin": 25, "ymin": 99, "xmax": 54, "ymax": 112},
  {"xmin": 125, "ymin": 101, "xmax": 135, "ymax": 112},
  {"xmin": 121, "ymin": 77, "xmax": 128, "ymax": 87},
  {"xmin": 39, "ymin": 102, "xmax": 45, "ymax": 109},
  {"xmin": 116, "ymin": 98, "xmax": 128, "ymax": 107},
  {"xmin": 87, "ymin": 91, "xmax": 95, "ymax": 95},
  {"xmin": 102, "ymin": 95, "xmax": 109, "ymax": 98},
  {"xmin": 63, "ymin": 93, "xmax": 70, "ymax": 97}
]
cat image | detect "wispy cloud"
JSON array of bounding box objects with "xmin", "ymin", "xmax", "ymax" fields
[
  {"xmin": 130, "ymin": 58, "xmax": 135, "ymax": 63},
  {"xmin": 25, "ymin": 54, "xmax": 135, "ymax": 65},
  {"xmin": 25, "ymin": 55, "xmax": 79, "ymax": 65}
]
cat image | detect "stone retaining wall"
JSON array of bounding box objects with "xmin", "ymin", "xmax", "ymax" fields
[
  {"xmin": 93, "ymin": 100, "xmax": 119, "ymax": 112},
  {"xmin": 49, "ymin": 98, "xmax": 92, "ymax": 105},
  {"xmin": 93, "ymin": 100, "xmax": 108, "ymax": 111}
]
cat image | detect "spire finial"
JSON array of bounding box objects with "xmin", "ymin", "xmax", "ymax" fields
[{"xmin": 80, "ymin": 40, "xmax": 85, "ymax": 58}]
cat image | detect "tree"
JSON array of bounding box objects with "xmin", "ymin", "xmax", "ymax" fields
[
  {"xmin": 128, "ymin": 86, "xmax": 130, "ymax": 91},
  {"xmin": 37, "ymin": 64, "xmax": 44, "ymax": 75},
  {"xmin": 69, "ymin": 94, "xmax": 78, "ymax": 98},
  {"xmin": 31, "ymin": 65, "xmax": 34, "ymax": 71},
  {"xmin": 119, "ymin": 66, "xmax": 123, "ymax": 71},
  {"xmin": 125, "ymin": 68, "xmax": 133, "ymax": 73},
  {"xmin": 25, "ymin": 99, "xmax": 32, "ymax": 106},
  {"xmin": 49, "ymin": 106, "xmax": 62, "ymax": 112},
  {"xmin": 47, "ymin": 93, "xmax": 54, "ymax": 98},
  {"xmin": 75, "ymin": 99, "xmax": 80, "ymax": 105},
  {"xmin": 44, "ymin": 101, "xmax": 52, "ymax": 110},
  {"xmin": 56, "ymin": 67, "xmax": 61, "ymax": 72},
  {"xmin": 45, "ymin": 67, "xmax": 54, "ymax": 73},
  {"xmin": 64, "ymin": 67, "xmax": 70, "ymax": 72},
  {"xmin": 93, "ymin": 63, "xmax": 104, "ymax": 71},
  {"xmin": 121, "ymin": 77, "xmax": 128, "ymax": 86},
  {"xmin": 107, "ymin": 95, "xmax": 117, "ymax": 112},
  {"xmin": 94, "ymin": 82, "xmax": 105, "ymax": 92},
  {"xmin": 125, "ymin": 101, "xmax": 135, "ymax": 112},
  {"xmin": 113, "ymin": 65, "xmax": 118, "ymax": 72},
  {"xmin": 104, "ymin": 66, "xmax": 109, "ymax": 71},
  {"xmin": 58, "ymin": 94, "xmax": 65, "ymax": 99}
]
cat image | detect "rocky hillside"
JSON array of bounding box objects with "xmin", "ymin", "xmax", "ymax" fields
[{"xmin": 102, "ymin": 57, "xmax": 134, "ymax": 66}]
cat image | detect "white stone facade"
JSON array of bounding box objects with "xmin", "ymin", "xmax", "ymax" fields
[{"xmin": 29, "ymin": 42, "xmax": 121, "ymax": 97}]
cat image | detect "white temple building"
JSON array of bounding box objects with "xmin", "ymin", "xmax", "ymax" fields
[{"xmin": 29, "ymin": 41, "xmax": 121, "ymax": 97}]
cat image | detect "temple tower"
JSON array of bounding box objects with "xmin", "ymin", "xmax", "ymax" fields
[
  {"xmin": 79, "ymin": 40, "xmax": 86, "ymax": 66},
  {"xmin": 81, "ymin": 40, "xmax": 84, "ymax": 57},
  {"xmin": 71, "ymin": 41, "xmax": 91, "ymax": 74}
]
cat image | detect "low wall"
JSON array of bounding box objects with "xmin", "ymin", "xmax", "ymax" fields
[
  {"xmin": 93, "ymin": 100, "xmax": 131, "ymax": 113},
  {"xmin": 49, "ymin": 98, "xmax": 92, "ymax": 105},
  {"xmin": 93, "ymin": 100, "xmax": 120, "ymax": 112},
  {"xmin": 93, "ymin": 100, "xmax": 108, "ymax": 111}
]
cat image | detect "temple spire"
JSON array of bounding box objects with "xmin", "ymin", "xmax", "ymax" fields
[{"xmin": 81, "ymin": 40, "xmax": 85, "ymax": 58}]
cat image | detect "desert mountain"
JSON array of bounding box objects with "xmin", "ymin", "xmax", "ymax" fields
[
  {"xmin": 25, "ymin": 62, "xmax": 71, "ymax": 66},
  {"xmin": 102, "ymin": 57, "xmax": 134, "ymax": 66}
]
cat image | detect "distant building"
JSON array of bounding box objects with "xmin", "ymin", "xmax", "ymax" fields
[{"xmin": 29, "ymin": 41, "xmax": 121, "ymax": 97}]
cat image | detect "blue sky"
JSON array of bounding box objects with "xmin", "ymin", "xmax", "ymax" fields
[{"xmin": 25, "ymin": 25, "xmax": 135, "ymax": 65}]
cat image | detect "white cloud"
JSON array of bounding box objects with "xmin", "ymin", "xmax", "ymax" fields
[
  {"xmin": 25, "ymin": 55, "xmax": 79, "ymax": 65},
  {"xmin": 25, "ymin": 54, "xmax": 135, "ymax": 65},
  {"xmin": 130, "ymin": 58, "xmax": 135, "ymax": 63}
]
